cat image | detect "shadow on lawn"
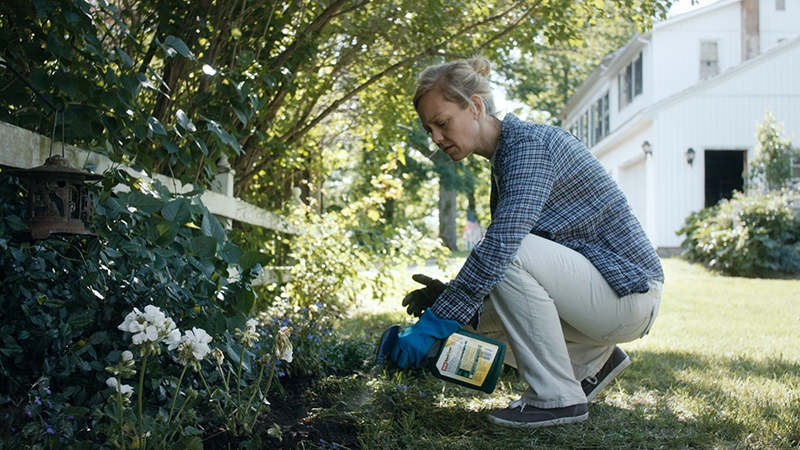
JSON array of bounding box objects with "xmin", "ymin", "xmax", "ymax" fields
[{"xmin": 207, "ymin": 346, "xmax": 800, "ymax": 449}]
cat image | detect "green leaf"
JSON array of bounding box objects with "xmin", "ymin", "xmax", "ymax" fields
[
  {"xmin": 219, "ymin": 242, "xmax": 243, "ymax": 265},
  {"xmin": 176, "ymin": 109, "xmax": 197, "ymax": 132},
  {"xmin": 147, "ymin": 219, "xmax": 180, "ymax": 246},
  {"xmin": 239, "ymin": 251, "xmax": 270, "ymax": 272},
  {"xmin": 127, "ymin": 191, "xmax": 166, "ymax": 214},
  {"xmin": 189, "ymin": 235, "xmax": 218, "ymax": 259},
  {"xmin": 201, "ymin": 117, "xmax": 242, "ymax": 154},
  {"xmin": 162, "ymin": 199, "xmax": 192, "ymax": 224},
  {"xmin": 233, "ymin": 287, "xmax": 256, "ymax": 315},
  {"xmin": 165, "ymin": 36, "xmax": 195, "ymax": 60},
  {"xmin": 68, "ymin": 311, "xmax": 94, "ymax": 327},
  {"xmin": 232, "ymin": 106, "xmax": 249, "ymax": 125},
  {"xmin": 115, "ymin": 47, "xmax": 133, "ymax": 68},
  {"xmin": 80, "ymin": 272, "xmax": 99, "ymax": 288},
  {"xmin": 240, "ymin": 434, "xmax": 262, "ymax": 450},
  {"xmin": 201, "ymin": 211, "xmax": 226, "ymax": 242},
  {"xmin": 147, "ymin": 116, "xmax": 167, "ymax": 136},
  {"xmin": 179, "ymin": 436, "xmax": 204, "ymax": 450},
  {"xmin": 4, "ymin": 215, "xmax": 29, "ymax": 231},
  {"xmin": 53, "ymin": 71, "xmax": 79, "ymax": 100}
]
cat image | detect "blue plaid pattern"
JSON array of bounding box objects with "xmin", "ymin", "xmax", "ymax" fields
[{"xmin": 431, "ymin": 115, "xmax": 664, "ymax": 326}]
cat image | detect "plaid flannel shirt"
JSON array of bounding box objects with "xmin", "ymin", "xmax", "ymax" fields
[{"xmin": 430, "ymin": 114, "xmax": 664, "ymax": 327}]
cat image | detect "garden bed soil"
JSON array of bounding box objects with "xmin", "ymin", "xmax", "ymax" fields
[{"xmin": 205, "ymin": 375, "xmax": 361, "ymax": 449}]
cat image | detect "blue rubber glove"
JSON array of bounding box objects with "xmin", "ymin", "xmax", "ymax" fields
[{"xmin": 389, "ymin": 309, "xmax": 461, "ymax": 369}]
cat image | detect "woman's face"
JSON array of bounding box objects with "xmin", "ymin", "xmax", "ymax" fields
[{"xmin": 416, "ymin": 88, "xmax": 482, "ymax": 162}]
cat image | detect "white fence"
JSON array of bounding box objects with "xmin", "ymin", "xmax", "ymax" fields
[{"xmin": 0, "ymin": 120, "xmax": 294, "ymax": 284}]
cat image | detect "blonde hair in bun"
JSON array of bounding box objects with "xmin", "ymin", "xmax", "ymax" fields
[{"xmin": 413, "ymin": 57, "xmax": 496, "ymax": 117}]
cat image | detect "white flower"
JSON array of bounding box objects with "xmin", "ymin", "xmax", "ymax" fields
[
  {"xmin": 143, "ymin": 304, "xmax": 163, "ymax": 321},
  {"xmin": 238, "ymin": 318, "xmax": 260, "ymax": 346},
  {"xmin": 106, "ymin": 377, "xmax": 134, "ymax": 395},
  {"xmin": 184, "ymin": 328, "xmax": 213, "ymax": 361},
  {"xmin": 275, "ymin": 326, "xmax": 293, "ymax": 363},
  {"xmin": 121, "ymin": 350, "xmax": 134, "ymax": 362},
  {"xmin": 117, "ymin": 305, "xmax": 177, "ymax": 347},
  {"xmin": 246, "ymin": 319, "xmax": 258, "ymax": 335},
  {"xmin": 163, "ymin": 329, "xmax": 183, "ymax": 351},
  {"xmin": 277, "ymin": 347, "xmax": 293, "ymax": 363},
  {"xmin": 118, "ymin": 307, "xmax": 144, "ymax": 333}
]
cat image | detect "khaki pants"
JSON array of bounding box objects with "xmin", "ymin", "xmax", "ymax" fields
[{"xmin": 472, "ymin": 234, "xmax": 661, "ymax": 408}]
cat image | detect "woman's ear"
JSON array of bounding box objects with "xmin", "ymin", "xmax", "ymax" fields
[{"xmin": 470, "ymin": 94, "xmax": 483, "ymax": 119}]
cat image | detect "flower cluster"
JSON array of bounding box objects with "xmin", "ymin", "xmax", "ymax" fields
[
  {"xmin": 176, "ymin": 327, "xmax": 213, "ymax": 370},
  {"xmin": 117, "ymin": 305, "xmax": 177, "ymax": 354}
]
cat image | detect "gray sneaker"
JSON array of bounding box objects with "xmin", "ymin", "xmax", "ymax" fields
[
  {"xmin": 582, "ymin": 346, "xmax": 631, "ymax": 402},
  {"xmin": 488, "ymin": 400, "xmax": 588, "ymax": 428}
]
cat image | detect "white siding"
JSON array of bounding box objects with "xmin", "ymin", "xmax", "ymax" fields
[
  {"xmin": 651, "ymin": 1, "xmax": 742, "ymax": 103},
  {"xmin": 760, "ymin": 0, "xmax": 800, "ymax": 51},
  {"xmin": 651, "ymin": 38, "xmax": 800, "ymax": 248},
  {"xmin": 619, "ymin": 158, "xmax": 648, "ymax": 229}
]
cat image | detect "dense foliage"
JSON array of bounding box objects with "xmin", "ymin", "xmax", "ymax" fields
[
  {"xmin": 677, "ymin": 190, "xmax": 800, "ymax": 277},
  {"xmin": 0, "ymin": 171, "xmax": 376, "ymax": 448},
  {"xmin": 1, "ymin": 0, "xmax": 673, "ymax": 227}
]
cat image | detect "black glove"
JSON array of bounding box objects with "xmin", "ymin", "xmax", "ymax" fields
[{"xmin": 401, "ymin": 274, "xmax": 447, "ymax": 317}]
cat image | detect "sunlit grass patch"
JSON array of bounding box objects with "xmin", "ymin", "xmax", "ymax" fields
[{"xmin": 306, "ymin": 257, "xmax": 800, "ymax": 449}]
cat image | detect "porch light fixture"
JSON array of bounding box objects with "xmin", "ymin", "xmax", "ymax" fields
[
  {"xmin": 686, "ymin": 148, "xmax": 696, "ymax": 166},
  {"xmin": 2, "ymin": 60, "xmax": 103, "ymax": 240},
  {"xmin": 642, "ymin": 141, "xmax": 652, "ymax": 156}
]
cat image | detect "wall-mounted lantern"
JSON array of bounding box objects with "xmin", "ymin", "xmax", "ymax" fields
[
  {"xmin": 686, "ymin": 148, "xmax": 696, "ymax": 166},
  {"xmin": 2, "ymin": 60, "xmax": 103, "ymax": 239},
  {"xmin": 642, "ymin": 141, "xmax": 653, "ymax": 157}
]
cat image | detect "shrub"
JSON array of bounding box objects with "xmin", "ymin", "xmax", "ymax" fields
[
  {"xmin": 677, "ymin": 190, "xmax": 800, "ymax": 277},
  {"xmin": 0, "ymin": 170, "xmax": 286, "ymax": 447}
]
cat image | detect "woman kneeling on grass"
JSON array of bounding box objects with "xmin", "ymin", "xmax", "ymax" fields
[{"xmin": 388, "ymin": 56, "xmax": 664, "ymax": 428}]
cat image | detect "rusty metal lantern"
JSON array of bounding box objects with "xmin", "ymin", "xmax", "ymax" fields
[
  {"xmin": 2, "ymin": 60, "xmax": 103, "ymax": 239},
  {"xmin": 12, "ymin": 153, "xmax": 103, "ymax": 239}
]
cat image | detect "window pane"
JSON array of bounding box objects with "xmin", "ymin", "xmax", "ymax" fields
[
  {"xmin": 634, "ymin": 53, "xmax": 643, "ymax": 96},
  {"xmin": 700, "ymin": 42, "xmax": 719, "ymax": 79}
]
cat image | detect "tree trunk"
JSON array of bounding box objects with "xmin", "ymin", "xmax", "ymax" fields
[{"xmin": 439, "ymin": 182, "xmax": 458, "ymax": 251}]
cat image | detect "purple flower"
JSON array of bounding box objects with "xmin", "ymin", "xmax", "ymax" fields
[
  {"xmin": 43, "ymin": 387, "xmax": 51, "ymax": 395},
  {"xmin": 34, "ymin": 396, "xmax": 42, "ymax": 405},
  {"xmin": 46, "ymin": 427, "xmax": 55, "ymax": 435},
  {"xmin": 25, "ymin": 409, "xmax": 32, "ymax": 417}
]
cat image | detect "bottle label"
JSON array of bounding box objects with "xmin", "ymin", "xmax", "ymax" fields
[{"xmin": 433, "ymin": 333, "xmax": 500, "ymax": 387}]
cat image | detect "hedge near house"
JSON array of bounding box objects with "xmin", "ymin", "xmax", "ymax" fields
[{"xmin": 677, "ymin": 190, "xmax": 800, "ymax": 277}]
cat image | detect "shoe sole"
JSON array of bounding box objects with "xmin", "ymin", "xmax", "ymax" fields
[
  {"xmin": 585, "ymin": 355, "xmax": 631, "ymax": 402},
  {"xmin": 488, "ymin": 411, "xmax": 589, "ymax": 428}
]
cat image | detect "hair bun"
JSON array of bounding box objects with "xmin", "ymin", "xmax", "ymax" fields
[{"xmin": 468, "ymin": 57, "xmax": 492, "ymax": 78}]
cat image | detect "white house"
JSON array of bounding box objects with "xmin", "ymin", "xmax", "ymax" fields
[{"xmin": 559, "ymin": 0, "xmax": 800, "ymax": 254}]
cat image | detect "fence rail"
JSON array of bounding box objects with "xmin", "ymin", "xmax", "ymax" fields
[{"xmin": 0, "ymin": 121, "xmax": 295, "ymax": 234}]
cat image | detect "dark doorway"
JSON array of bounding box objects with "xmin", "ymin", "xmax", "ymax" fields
[{"xmin": 705, "ymin": 150, "xmax": 746, "ymax": 207}]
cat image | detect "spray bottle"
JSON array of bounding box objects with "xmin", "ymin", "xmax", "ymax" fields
[{"xmin": 375, "ymin": 325, "xmax": 506, "ymax": 394}]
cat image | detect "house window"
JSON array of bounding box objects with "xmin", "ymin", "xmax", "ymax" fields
[
  {"xmin": 777, "ymin": 0, "xmax": 785, "ymax": 11},
  {"xmin": 592, "ymin": 92, "xmax": 610, "ymax": 145},
  {"xmin": 580, "ymin": 111, "xmax": 589, "ymax": 146},
  {"xmin": 700, "ymin": 42, "xmax": 719, "ymax": 79},
  {"xmin": 618, "ymin": 52, "xmax": 643, "ymax": 110},
  {"xmin": 791, "ymin": 157, "xmax": 800, "ymax": 182}
]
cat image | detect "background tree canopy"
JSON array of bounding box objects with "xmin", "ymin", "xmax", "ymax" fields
[{"xmin": 1, "ymin": 0, "xmax": 672, "ymax": 243}]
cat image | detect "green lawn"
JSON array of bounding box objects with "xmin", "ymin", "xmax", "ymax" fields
[{"xmin": 311, "ymin": 257, "xmax": 800, "ymax": 449}]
